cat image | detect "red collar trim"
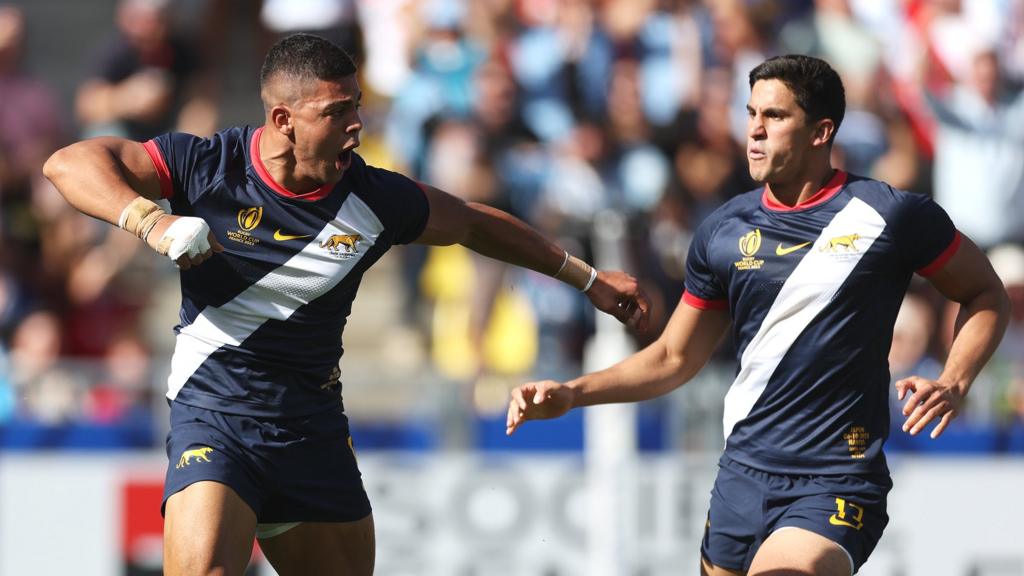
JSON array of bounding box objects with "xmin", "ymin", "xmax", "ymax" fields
[
  {"xmin": 762, "ymin": 170, "xmax": 847, "ymax": 212},
  {"xmin": 250, "ymin": 126, "xmax": 334, "ymax": 201}
]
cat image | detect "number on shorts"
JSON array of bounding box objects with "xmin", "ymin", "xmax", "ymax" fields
[{"xmin": 828, "ymin": 497, "xmax": 864, "ymax": 530}]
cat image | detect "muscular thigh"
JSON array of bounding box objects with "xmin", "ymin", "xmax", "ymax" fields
[
  {"xmin": 748, "ymin": 527, "xmax": 851, "ymax": 576},
  {"xmin": 164, "ymin": 481, "xmax": 258, "ymax": 576},
  {"xmin": 257, "ymin": 514, "xmax": 375, "ymax": 576}
]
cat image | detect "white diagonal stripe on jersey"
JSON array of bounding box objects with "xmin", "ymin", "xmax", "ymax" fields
[
  {"xmin": 167, "ymin": 193, "xmax": 383, "ymax": 400},
  {"xmin": 722, "ymin": 197, "xmax": 887, "ymax": 440}
]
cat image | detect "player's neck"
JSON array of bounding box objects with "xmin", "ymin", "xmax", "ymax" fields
[
  {"xmin": 257, "ymin": 127, "xmax": 324, "ymax": 194},
  {"xmin": 765, "ymin": 161, "xmax": 836, "ymax": 208}
]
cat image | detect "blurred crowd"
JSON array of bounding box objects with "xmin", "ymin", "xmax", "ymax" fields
[{"xmin": 0, "ymin": 0, "xmax": 1022, "ymax": 451}]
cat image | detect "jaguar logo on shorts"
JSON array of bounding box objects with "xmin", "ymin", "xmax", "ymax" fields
[
  {"xmin": 176, "ymin": 446, "xmax": 214, "ymax": 469},
  {"xmin": 734, "ymin": 229, "xmax": 765, "ymax": 271},
  {"xmin": 320, "ymin": 234, "xmax": 362, "ymax": 258},
  {"xmin": 228, "ymin": 206, "xmax": 263, "ymax": 246}
]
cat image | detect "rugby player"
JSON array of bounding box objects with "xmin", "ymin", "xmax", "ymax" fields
[
  {"xmin": 44, "ymin": 34, "xmax": 649, "ymax": 576},
  {"xmin": 506, "ymin": 55, "xmax": 1009, "ymax": 575}
]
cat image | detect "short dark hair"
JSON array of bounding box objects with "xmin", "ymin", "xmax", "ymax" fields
[
  {"xmin": 260, "ymin": 33, "xmax": 357, "ymax": 92},
  {"xmin": 749, "ymin": 55, "xmax": 845, "ymax": 144}
]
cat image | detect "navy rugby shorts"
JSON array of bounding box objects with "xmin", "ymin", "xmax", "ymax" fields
[
  {"xmin": 163, "ymin": 401, "xmax": 371, "ymax": 524},
  {"xmin": 701, "ymin": 454, "xmax": 890, "ymax": 573}
]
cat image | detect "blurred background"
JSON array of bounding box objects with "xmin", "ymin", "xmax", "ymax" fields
[{"xmin": 0, "ymin": 0, "xmax": 1022, "ymax": 574}]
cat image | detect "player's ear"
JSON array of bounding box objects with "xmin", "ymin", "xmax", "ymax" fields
[
  {"xmin": 271, "ymin": 104, "xmax": 293, "ymax": 136},
  {"xmin": 812, "ymin": 118, "xmax": 835, "ymax": 147}
]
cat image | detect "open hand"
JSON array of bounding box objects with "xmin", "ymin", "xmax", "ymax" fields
[
  {"xmin": 896, "ymin": 375, "xmax": 964, "ymax": 439},
  {"xmin": 506, "ymin": 380, "xmax": 576, "ymax": 435}
]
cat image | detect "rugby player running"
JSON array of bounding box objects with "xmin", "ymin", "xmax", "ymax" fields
[
  {"xmin": 44, "ymin": 34, "xmax": 648, "ymax": 576},
  {"xmin": 506, "ymin": 55, "xmax": 1009, "ymax": 575}
]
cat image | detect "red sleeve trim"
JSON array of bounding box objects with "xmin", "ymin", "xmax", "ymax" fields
[
  {"xmin": 682, "ymin": 290, "xmax": 728, "ymax": 310},
  {"xmin": 917, "ymin": 230, "xmax": 962, "ymax": 277},
  {"xmin": 142, "ymin": 140, "xmax": 174, "ymax": 200}
]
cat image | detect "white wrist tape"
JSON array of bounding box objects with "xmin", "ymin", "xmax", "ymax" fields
[
  {"xmin": 154, "ymin": 217, "xmax": 211, "ymax": 261},
  {"xmin": 582, "ymin": 267, "xmax": 598, "ymax": 292},
  {"xmin": 554, "ymin": 253, "xmax": 596, "ymax": 292}
]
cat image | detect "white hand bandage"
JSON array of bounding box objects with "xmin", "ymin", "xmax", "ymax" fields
[{"xmin": 154, "ymin": 217, "xmax": 212, "ymax": 262}]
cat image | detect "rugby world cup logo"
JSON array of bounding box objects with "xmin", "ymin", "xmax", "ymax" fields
[
  {"xmin": 738, "ymin": 229, "xmax": 761, "ymax": 257},
  {"xmin": 228, "ymin": 206, "xmax": 263, "ymax": 246},
  {"xmin": 237, "ymin": 206, "xmax": 263, "ymax": 231},
  {"xmin": 734, "ymin": 229, "xmax": 765, "ymax": 271}
]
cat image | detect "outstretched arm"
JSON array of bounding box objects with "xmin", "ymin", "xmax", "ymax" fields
[
  {"xmin": 414, "ymin": 183, "xmax": 650, "ymax": 330},
  {"xmin": 506, "ymin": 300, "xmax": 730, "ymax": 434},
  {"xmin": 898, "ymin": 235, "xmax": 1010, "ymax": 438},
  {"xmin": 43, "ymin": 137, "xmax": 222, "ymax": 269}
]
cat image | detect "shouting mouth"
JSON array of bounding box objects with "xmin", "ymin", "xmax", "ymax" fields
[{"xmin": 337, "ymin": 149, "xmax": 353, "ymax": 171}]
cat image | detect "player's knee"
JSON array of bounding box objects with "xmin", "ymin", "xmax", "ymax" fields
[
  {"xmin": 163, "ymin": 524, "xmax": 253, "ymax": 576},
  {"xmin": 164, "ymin": 551, "xmax": 219, "ymax": 576},
  {"xmin": 164, "ymin": 544, "xmax": 247, "ymax": 576}
]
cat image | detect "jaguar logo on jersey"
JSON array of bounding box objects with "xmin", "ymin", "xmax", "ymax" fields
[
  {"xmin": 227, "ymin": 206, "xmax": 262, "ymax": 246},
  {"xmin": 734, "ymin": 229, "xmax": 765, "ymax": 271},
  {"xmin": 176, "ymin": 446, "xmax": 214, "ymax": 469},
  {"xmin": 821, "ymin": 233, "xmax": 861, "ymax": 253},
  {"xmin": 320, "ymin": 234, "xmax": 362, "ymax": 258}
]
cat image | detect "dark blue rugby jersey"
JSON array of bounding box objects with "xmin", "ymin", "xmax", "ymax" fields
[
  {"xmin": 683, "ymin": 171, "xmax": 959, "ymax": 476},
  {"xmin": 142, "ymin": 126, "xmax": 429, "ymax": 417}
]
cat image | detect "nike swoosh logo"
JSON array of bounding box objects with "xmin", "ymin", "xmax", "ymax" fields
[
  {"xmin": 775, "ymin": 241, "xmax": 811, "ymax": 256},
  {"xmin": 274, "ymin": 230, "xmax": 312, "ymax": 241},
  {"xmin": 828, "ymin": 514, "xmax": 861, "ymax": 529}
]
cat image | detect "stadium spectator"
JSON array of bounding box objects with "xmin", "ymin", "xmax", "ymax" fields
[
  {"xmin": 987, "ymin": 244, "xmax": 1024, "ymax": 423},
  {"xmin": 925, "ymin": 44, "xmax": 1024, "ymax": 249},
  {"xmin": 75, "ymin": 0, "xmax": 213, "ymax": 140},
  {"xmin": 889, "ymin": 292, "xmax": 943, "ymax": 382},
  {"xmin": 10, "ymin": 309, "xmax": 81, "ymax": 424},
  {"xmin": 0, "ymin": 5, "xmax": 66, "ymax": 284},
  {"xmin": 259, "ymin": 0, "xmax": 364, "ymax": 67}
]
